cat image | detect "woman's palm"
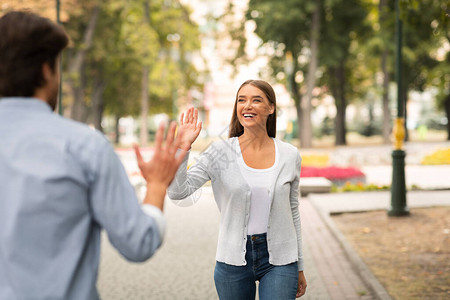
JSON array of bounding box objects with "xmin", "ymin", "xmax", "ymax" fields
[{"xmin": 179, "ymin": 107, "xmax": 202, "ymax": 150}]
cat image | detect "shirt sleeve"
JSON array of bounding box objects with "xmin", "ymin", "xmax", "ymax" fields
[
  {"xmin": 88, "ymin": 136, "xmax": 164, "ymax": 262},
  {"xmin": 141, "ymin": 204, "xmax": 166, "ymax": 240}
]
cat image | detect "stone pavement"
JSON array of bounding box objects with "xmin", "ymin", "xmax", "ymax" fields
[
  {"xmin": 299, "ymin": 198, "xmax": 376, "ymax": 300},
  {"xmin": 102, "ymin": 142, "xmax": 450, "ymax": 299},
  {"xmin": 97, "ymin": 186, "xmax": 381, "ymax": 300}
]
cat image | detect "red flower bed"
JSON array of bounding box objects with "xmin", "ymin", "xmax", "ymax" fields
[{"xmin": 301, "ymin": 166, "xmax": 365, "ymax": 181}]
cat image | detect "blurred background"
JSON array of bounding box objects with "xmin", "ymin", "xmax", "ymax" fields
[
  {"xmin": 2, "ymin": 2, "xmax": 449, "ymax": 299},
  {"xmin": 1, "ymin": 0, "xmax": 449, "ymax": 149}
]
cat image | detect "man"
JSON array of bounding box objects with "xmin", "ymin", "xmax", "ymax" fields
[{"xmin": 0, "ymin": 11, "xmax": 185, "ymax": 299}]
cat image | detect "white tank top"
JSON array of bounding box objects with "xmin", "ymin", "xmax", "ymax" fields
[{"xmin": 236, "ymin": 138, "xmax": 279, "ymax": 235}]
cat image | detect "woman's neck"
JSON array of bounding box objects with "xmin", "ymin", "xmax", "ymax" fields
[{"xmin": 239, "ymin": 130, "xmax": 272, "ymax": 151}]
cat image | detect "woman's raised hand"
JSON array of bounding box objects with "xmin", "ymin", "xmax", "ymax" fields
[
  {"xmin": 133, "ymin": 121, "xmax": 187, "ymax": 210},
  {"xmin": 179, "ymin": 107, "xmax": 202, "ymax": 151}
]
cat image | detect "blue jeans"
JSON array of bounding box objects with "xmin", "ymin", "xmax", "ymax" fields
[{"xmin": 214, "ymin": 233, "xmax": 298, "ymax": 300}]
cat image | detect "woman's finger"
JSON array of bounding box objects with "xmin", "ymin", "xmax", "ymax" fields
[
  {"xmin": 194, "ymin": 108, "xmax": 198, "ymax": 126},
  {"xmin": 196, "ymin": 121, "xmax": 203, "ymax": 134},
  {"xmin": 187, "ymin": 107, "xmax": 193, "ymax": 123}
]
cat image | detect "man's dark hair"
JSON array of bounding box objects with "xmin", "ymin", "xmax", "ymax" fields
[{"xmin": 0, "ymin": 11, "xmax": 69, "ymax": 97}]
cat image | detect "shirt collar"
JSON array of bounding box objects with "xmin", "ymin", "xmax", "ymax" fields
[{"xmin": 0, "ymin": 97, "xmax": 53, "ymax": 113}]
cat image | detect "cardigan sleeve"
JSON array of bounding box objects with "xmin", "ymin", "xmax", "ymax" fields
[
  {"xmin": 167, "ymin": 146, "xmax": 214, "ymax": 200},
  {"xmin": 290, "ymin": 151, "xmax": 304, "ymax": 271}
]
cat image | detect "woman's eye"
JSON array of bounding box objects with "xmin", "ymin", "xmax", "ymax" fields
[
  {"xmin": 254, "ymin": 99, "xmax": 261, "ymax": 102},
  {"xmin": 238, "ymin": 99, "xmax": 245, "ymax": 102}
]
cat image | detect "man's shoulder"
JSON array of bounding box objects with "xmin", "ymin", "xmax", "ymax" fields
[{"xmin": 53, "ymin": 116, "xmax": 110, "ymax": 152}]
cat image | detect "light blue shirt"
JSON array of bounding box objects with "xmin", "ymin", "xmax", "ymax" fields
[{"xmin": 0, "ymin": 98, "xmax": 165, "ymax": 300}]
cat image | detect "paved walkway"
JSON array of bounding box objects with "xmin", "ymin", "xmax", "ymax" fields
[
  {"xmin": 96, "ymin": 188, "xmax": 450, "ymax": 299},
  {"xmin": 102, "ymin": 142, "xmax": 450, "ymax": 299},
  {"xmin": 97, "ymin": 187, "xmax": 380, "ymax": 299},
  {"xmin": 300, "ymin": 198, "xmax": 376, "ymax": 300}
]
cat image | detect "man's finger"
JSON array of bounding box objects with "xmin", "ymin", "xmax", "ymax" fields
[
  {"xmin": 180, "ymin": 112, "xmax": 184, "ymax": 125},
  {"xmin": 175, "ymin": 148, "xmax": 187, "ymax": 166},
  {"xmin": 166, "ymin": 121, "xmax": 176, "ymax": 148},
  {"xmin": 133, "ymin": 143, "xmax": 144, "ymax": 165},
  {"xmin": 154, "ymin": 121, "xmax": 165, "ymax": 151}
]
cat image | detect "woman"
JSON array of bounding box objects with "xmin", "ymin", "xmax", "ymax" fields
[{"xmin": 168, "ymin": 79, "xmax": 307, "ymax": 299}]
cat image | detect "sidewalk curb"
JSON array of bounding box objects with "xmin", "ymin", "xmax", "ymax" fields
[{"xmin": 309, "ymin": 198, "xmax": 393, "ymax": 300}]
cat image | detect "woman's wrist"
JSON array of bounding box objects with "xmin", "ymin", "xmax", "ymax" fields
[{"xmin": 179, "ymin": 142, "xmax": 192, "ymax": 151}]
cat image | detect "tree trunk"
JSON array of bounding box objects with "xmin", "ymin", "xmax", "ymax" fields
[
  {"xmin": 140, "ymin": 66, "xmax": 150, "ymax": 146},
  {"xmin": 368, "ymin": 101, "xmax": 374, "ymax": 136},
  {"xmin": 68, "ymin": 5, "xmax": 100, "ymax": 122},
  {"xmin": 331, "ymin": 64, "xmax": 347, "ymax": 146},
  {"xmin": 70, "ymin": 64, "xmax": 88, "ymax": 122},
  {"xmin": 114, "ymin": 115, "xmax": 120, "ymax": 144},
  {"xmin": 139, "ymin": 1, "xmax": 151, "ymax": 146},
  {"xmin": 445, "ymin": 95, "xmax": 450, "ymax": 140},
  {"xmin": 92, "ymin": 78, "xmax": 106, "ymax": 132},
  {"xmin": 286, "ymin": 53, "xmax": 302, "ymax": 144},
  {"xmin": 379, "ymin": 0, "xmax": 391, "ymax": 144},
  {"xmin": 299, "ymin": 0, "xmax": 321, "ymax": 148},
  {"xmin": 381, "ymin": 53, "xmax": 391, "ymax": 143},
  {"xmin": 403, "ymin": 87, "xmax": 409, "ymax": 142}
]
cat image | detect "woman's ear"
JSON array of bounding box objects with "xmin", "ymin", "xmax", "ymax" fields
[{"xmin": 269, "ymin": 104, "xmax": 275, "ymax": 115}]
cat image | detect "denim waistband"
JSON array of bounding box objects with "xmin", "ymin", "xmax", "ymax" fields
[{"xmin": 247, "ymin": 232, "xmax": 267, "ymax": 243}]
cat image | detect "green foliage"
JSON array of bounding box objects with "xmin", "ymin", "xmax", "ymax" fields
[
  {"xmin": 247, "ymin": 0, "xmax": 312, "ymax": 53},
  {"xmin": 62, "ymin": 0, "xmax": 203, "ymax": 121},
  {"xmin": 399, "ymin": 0, "xmax": 449, "ymax": 98},
  {"xmin": 334, "ymin": 182, "xmax": 390, "ymax": 193}
]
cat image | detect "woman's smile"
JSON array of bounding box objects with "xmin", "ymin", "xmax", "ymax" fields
[{"xmin": 237, "ymin": 84, "xmax": 274, "ymax": 129}]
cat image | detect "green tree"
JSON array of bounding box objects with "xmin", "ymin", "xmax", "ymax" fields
[
  {"xmin": 245, "ymin": 0, "xmax": 321, "ymax": 147},
  {"xmin": 319, "ymin": 0, "xmax": 369, "ymax": 145},
  {"xmin": 400, "ymin": 0, "xmax": 449, "ymax": 140},
  {"xmin": 63, "ymin": 1, "xmax": 101, "ymax": 123},
  {"xmin": 59, "ymin": 0, "xmax": 202, "ymax": 144},
  {"xmin": 245, "ymin": 0, "xmax": 370, "ymax": 146}
]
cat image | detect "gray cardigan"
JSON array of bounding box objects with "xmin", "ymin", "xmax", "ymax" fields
[{"xmin": 168, "ymin": 137, "xmax": 304, "ymax": 271}]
